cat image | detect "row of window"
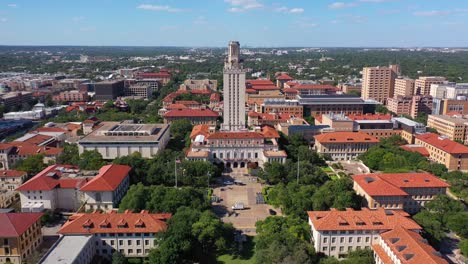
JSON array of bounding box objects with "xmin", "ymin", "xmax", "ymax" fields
[
  {"xmin": 98, "ymin": 238, "xmax": 156, "ymax": 247},
  {"xmin": 322, "ymin": 245, "xmax": 370, "ymax": 252},
  {"xmin": 323, "ymin": 236, "xmax": 372, "ymax": 244}
]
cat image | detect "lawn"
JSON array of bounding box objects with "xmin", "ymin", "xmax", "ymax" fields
[
  {"xmin": 217, "ymin": 236, "xmax": 256, "ymax": 264},
  {"xmin": 329, "ymin": 175, "xmax": 339, "ymax": 181},
  {"xmin": 321, "ymin": 166, "xmax": 334, "ymax": 173}
]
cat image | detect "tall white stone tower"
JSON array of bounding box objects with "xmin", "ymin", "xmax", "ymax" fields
[{"xmin": 222, "ymin": 41, "xmax": 246, "ymax": 131}]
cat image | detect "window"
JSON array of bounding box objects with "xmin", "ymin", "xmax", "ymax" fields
[
  {"xmin": 145, "ymin": 240, "xmax": 149, "ymax": 245},
  {"xmin": 331, "ymin": 246, "xmax": 336, "ymax": 251},
  {"xmin": 331, "ymin": 237, "xmax": 336, "ymax": 243},
  {"xmin": 339, "ymin": 246, "xmax": 344, "ymax": 252},
  {"xmin": 322, "ymin": 247, "xmax": 328, "ymax": 251},
  {"xmin": 127, "ymin": 240, "xmax": 132, "ymax": 245},
  {"xmin": 137, "ymin": 240, "xmax": 141, "ymax": 246},
  {"xmin": 119, "ymin": 240, "xmax": 123, "ymax": 246},
  {"xmin": 137, "ymin": 249, "xmax": 142, "ymax": 254},
  {"xmin": 348, "ymin": 237, "xmax": 353, "ymax": 243},
  {"xmin": 348, "ymin": 246, "xmax": 352, "ymax": 251},
  {"xmin": 340, "ymin": 237, "xmax": 344, "ymax": 243},
  {"xmin": 323, "ymin": 238, "xmax": 328, "ymax": 243},
  {"xmin": 357, "ymin": 237, "xmax": 361, "ymax": 243},
  {"xmin": 110, "ymin": 240, "xmax": 115, "ymax": 246},
  {"xmin": 128, "ymin": 249, "xmax": 133, "ymax": 254}
]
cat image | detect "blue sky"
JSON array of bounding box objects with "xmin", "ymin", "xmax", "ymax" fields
[{"xmin": 0, "ymin": 0, "xmax": 467, "ymax": 47}]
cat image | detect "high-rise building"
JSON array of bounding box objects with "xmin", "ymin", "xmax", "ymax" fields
[
  {"xmin": 222, "ymin": 41, "xmax": 246, "ymax": 131},
  {"xmin": 394, "ymin": 77, "xmax": 415, "ymax": 97},
  {"xmin": 361, "ymin": 65, "xmax": 399, "ymax": 104},
  {"xmin": 414, "ymin": 76, "xmax": 446, "ymax": 95}
]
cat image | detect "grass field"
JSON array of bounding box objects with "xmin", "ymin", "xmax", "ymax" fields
[
  {"xmin": 321, "ymin": 166, "xmax": 334, "ymax": 173},
  {"xmin": 217, "ymin": 236, "xmax": 256, "ymax": 264}
]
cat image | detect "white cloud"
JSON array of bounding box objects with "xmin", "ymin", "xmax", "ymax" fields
[
  {"xmin": 79, "ymin": 26, "xmax": 96, "ymax": 32},
  {"xmin": 359, "ymin": 0, "xmax": 395, "ymax": 2},
  {"xmin": 274, "ymin": 6, "xmax": 304, "ymax": 14},
  {"xmin": 72, "ymin": 16, "xmax": 85, "ymax": 22},
  {"xmin": 0, "ymin": 18, "xmax": 7, "ymax": 22},
  {"xmin": 137, "ymin": 4, "xmax": 185, "ymax": 13},
  {"xmin": 328, "ymin": 2, "xmax": 357, "ymax": 9},
  {"xmin": 413, "ymin": 10, "xmax": 451, "ymax": 17},
  {"xmin": 294, "ymin": 18, "xmax": 318, "ymax": 28},
  {"xmin": 193, "ymin": 16, "xmax": 207, "ymax": 25},
  {"xmin": 225, "ymin": 0, "xmax": 263, "ymax": 12},
  {"xmin": 7, "ymin": 4, "xmax": 17, "ymax": 8}
]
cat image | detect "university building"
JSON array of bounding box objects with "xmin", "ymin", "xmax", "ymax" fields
[
  {"xmin": 352, "ymin": 173, "xmax": 449, "ymax": 214},
  {"xmin": 313, "ymin": 132, "xmax": 379, "ymax": 161}
]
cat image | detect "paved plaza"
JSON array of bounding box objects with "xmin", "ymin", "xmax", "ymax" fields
[{"xmin": 212, "ymin": 167, "xmax": 281, "ymax": 235}]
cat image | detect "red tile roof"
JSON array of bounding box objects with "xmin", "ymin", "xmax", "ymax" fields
[
  {"xmin": 246, "ymin": 79, "xmax": 275, "ymax": 85},
  {"xmin": 59, "ymin": 211, "xmax": 171, "ymax": 235},
  {"xmin": 295, "ymin": 84, "xmax": 338, "ymax": 90},
  {"xmin": 285, "ymin": 81, "xmax": 298, "ymax": 87},
  {"xmin": 0, "ymin": 142, "xmax": 63, "ymax": 156},
  {"xmin": 15, "ymin": 134, "xmax": 54, "ymax": 145},
  {"xmin": 372, "ymin": 244, "xmax": 394, "ymax": 264},
  {"xmin": 415, "ymin": 133, "xmax": 468, "ymax": 154},
  {"xmin": 80, "ymin": 165, "xmax": 131, "ymax": 192},
  {"xmin": 166, "ymin": 103, "xmax": 188, "ymax": 110},
  {"xmin": 307, "ymin": 208, "xmax": 421, "ymax": 231},
  {"xmin": 36, "ymin": 127, "xmax": 67, "ymax": 133},
  {"xmin": 0, "ymin": 170, "xmax": 27, "ymax": 178},
  {"xmin": 0, "ymin": 213, "xmax": 43, "ymax": 237},
  {"xmin": 276, "ymin": 73, "xmax": 294, "ymax": 80},
  {"xmin": 353, "ymin": 173, "xmax": 449, "ymax": 197},
  {"xmin": 261, "ymin": 125, "xmax": 280, "ymax": 138},
  {"xmin": 210, "ymin": 93, "xmax": 220, "ymax": 101},
  {"xmin": 207, "ymin": 132, "xmax": 264, "ymax": 139},
  {"xmin": 380, "ymin": 226, "xmax": 448, "ymax": 264},
  {"xmin": 400, "ymin": 145, "xmax": 430, "ymax": 157},
  {"xmin": 164, "ymin": 109, "xmax": 218, "ymax": 118},
  {"xmin": 16, "ymin": 165, "xmax": 82, "ymax": 191},
  {"xmin": 347, "ymin": 113, "xmax": 392, "ymax": 121},
  {"xmin": 190, "ymin": 124, "xmax": 211, "ymax": 139},
  {"xmin": 174, "ymin": 100, "xmax": 201, "ymax": 105},
  {"xmin": 353, "ymin": 174, "xmax": 408, "ymax": 196},
  {"xmin": 314, "ymin": 132, "xmax": 379, "ymax": 144},
  {"xmin": 246, "ymin": 88, "xmax": 257, "ymax": 93}
]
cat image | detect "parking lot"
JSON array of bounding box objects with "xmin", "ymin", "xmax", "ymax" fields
[{"xmin": 212, "ymin": 167, "xmax": 281, "ymax": 235}]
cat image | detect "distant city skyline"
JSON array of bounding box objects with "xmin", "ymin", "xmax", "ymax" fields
[{"xmin": 0, "ymin": 0, "xmax": 467, "ymax": 47}]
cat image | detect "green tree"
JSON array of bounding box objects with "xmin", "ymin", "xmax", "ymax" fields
[
  {"xmin": 78, "ymin": 150, "xmax": 106, "ymax": 170},
  {"xmin": 113, "ymin": 152, "xmax": 148, "ymax": 183},
  {"xmin": 56, "ymin": 144, "xmax": 80, "ymax": 165},
  {"xmin": 460, "ymin": 239, "xmax": 468, "ymax": 257},
  {"xmin": 170, "ymin": 118, "xmax": 193, "ymax": 140},
  {"xmin": 447, "ymin": 212, "xmax": 468, "ymax": 238},
  {"xmin": 112, "ymin": 251, "xmax": 128, "ymax": 264},
  {"xmin": 14, "ymin": 154, "xmax": 46, "ymax": 175}
]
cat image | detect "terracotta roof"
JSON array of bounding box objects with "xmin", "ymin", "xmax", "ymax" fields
[
  {"xmin": 372, "ymin": 244, "xmax": 394, "ymax": 264},
  {"xmin": 164, "ymin": 109, "xmax": 218, "ymax": 118},
  {"xmin": 0, "ymin": 213, "xmax": 43, "ymax": 237},
  {"xmin": 347, "ymin": 113, "xmax": 392, "ymax": 121},
  {"xmin": 58, "ymin": 179, "xmax": 87, "ymax": 189},
  {"xmin": 400, "ymin": 145, "xmax": 430, "ymax": 157},
  {"xmin": 174, "ymin": 100, "xmax": 201, "ymax": 105},
  {"xmin": 352, "ymin": 174, "xmax": 408, "ymax": 196},
  {"xmin": 314, "ymin": 132, "xmax": 379, "ymax": 144},
  {"xmin": 263, "ymin": 150, "xmax": 287, "ymax": 157},
  {"xmin": 15, "ymin": 134, "xmax": 54, "ymax": 145},
  {"xmin": 295, "ymin": 84, "xmax": 337, "ymax": 90},
  {"xmin": 66, "ymin": 123, "xmax": 82, "ymax": 131},
  {"xmin": 261, "ymin": 125, "xmax": 280, "ymax": 138},
  {"xmin": 380, "ymin": 226, "xmax": 448, "ymax": 264},
  {"xmin": 83, "ymin": 119, "xmax": 98, "ymax": 124},
  {"xmin": 166, "ymin": 103, "xmax": 188, "ymax": 110},
  {"xmin": 276, "ymin": 74, "xmax": 294, "ymax": 80},
  {"xmin": 285, "ymin": 81, "xmax": 298, "ymax": 87},
  {"xmin": 307, "ymin": 208, "xmax": 421, "ymax": 231},
  {"xmin": 16, "ymin": 165, "xmax": 81, "ymax": 191},
  {"xmin": 59, "ymin": 211, "xmax": 171, "ymax": 234},
  {"xmin": 188, "ymin": 90, "xmax": 211, "ymax": 95},
  {"xmin": 0, "ymin": 170, "xmax": 27, "ymax": 178},
  {"xmin": 246, "ymin": 88, "xmax": 257, "ymax": 94},
  {"xmin": 207, "ymin": 132, "xmax": 264, "ymax": 139},
  {"xmin": 186, "ymin": 150, "xmax": 210, "ymax": 158},
  {"xmin": 246, "ymin": 79, "xmax": 275, "ymax": 85},
  {"xmin": 80, "ymin": 165, "xmax": 131, "ymax": 192},
  {"xmin": 0, "ymin": 142, "xmax": 63, "ymax": 156},
  {"xmin": 415, "ymin": 133, "xmax": 468, "ymax": 154},
  {"xmin": 377, "ymin": 173, "xmax": 450, "ymax": 189},
  {"xmin": 36, "ymin": 127, "xmax": 67, "ymax": 133},
  {"xmin": 190, "ymin": 124, "xmax": 211, "ymax": 139},
  {"xmin": 210, "ymin": 93, "xmax": 220, "ymax": 101}
]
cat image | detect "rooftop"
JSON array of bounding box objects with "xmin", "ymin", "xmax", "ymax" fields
[
  {"xmin": 400, "ymin": 145, "xmax": 430, "ymax": 157},
  {"xmin": 353, "ymin": 173, "xmax": 449, "ymax": 197},
  {"xmin": 0, "ymin": 170, "xmax": 27, "ymax": 178},
  {"xmin": 416, "ymin": 133, "xmax": 468, "ymax": 154},
  {"xmin": 80, "ymin": 164, "xmax": 131, "ymax": 192},
  {"xmin": 276, "ymin": 73, "xmax": 294, "ymax": 80},
  {"xmin": 207, "ymin": 131, "xmax": 264, "ymax": 140},
  {"xmin": 16, "ymin": 165, "xmax": 89, "ymax": 191},
  {"xmin": 348, "ymin": 113, "xmax": 392, "ymax": 121},
  {"xmin": 39, "ymin": 235, "xmax": 94, "ymax": 264},
  {"xmin": 380, "ymin": 226, "xmax": 448, "ymax": 264},
  {"xmin": 307, "ymin": 208, "xmax": 421, "ymax": 231},
  {"xmin": 59, "ymin": 210, "xmax": 171, "ymax": 234},
  {"xmin": 0, "ymin": 212, "xmax": 43, "ymax": 237},
  {"xmin": 79, "ymin": 121, "xmax": 169, "ymax": 143},
  {"xmin": 314, "ymin": 132, "xmax": 379, "ymax": 144}
]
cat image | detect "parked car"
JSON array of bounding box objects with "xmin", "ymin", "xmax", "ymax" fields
[
  {"xmin": 269, "ymin": 209, "xmax": 277, "ymax": 215},
  {"xmin": 232, "ymin": 202, "xmax": 245, "ymax": 210},
  {"xmin": 224, "ymin": 180, "xmax": 234, "ymax": 185}
]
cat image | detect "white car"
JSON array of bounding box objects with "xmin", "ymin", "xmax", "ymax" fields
[{"xmin": 223, "ymin": 180, "xmax": 234, "ymax": 185}]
